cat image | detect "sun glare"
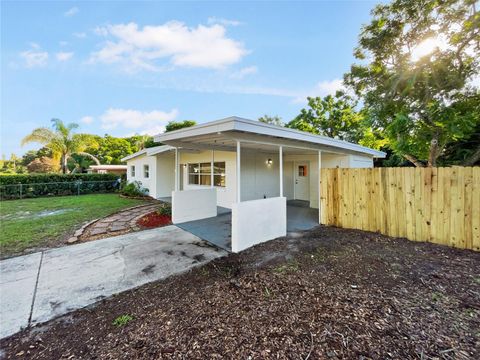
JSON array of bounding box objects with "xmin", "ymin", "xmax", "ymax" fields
[{"xmin": 410, "ymin": 37, "xmax": 448, "ymax": 62}]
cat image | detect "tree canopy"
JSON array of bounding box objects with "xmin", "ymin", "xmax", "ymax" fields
[
  {"xmin": 344, "ymin": 0, "xmax": 480, "ymax": 166},
  {"xmin": 165, "ymin": 120, "xmax": 196, "ymax": 132}
]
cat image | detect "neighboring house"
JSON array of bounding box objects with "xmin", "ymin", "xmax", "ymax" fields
[
  {"xmin": 87, "ymin": 165, "xmax": 127, "ymax": 175},
  {"xmin": 122, "ymin": 116, "xmax": 385, "ymax": 252}
]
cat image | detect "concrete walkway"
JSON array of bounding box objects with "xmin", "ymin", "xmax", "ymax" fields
[{"xmin": 0, "ymin": 226, "xmax": 226, "ymax": 339}]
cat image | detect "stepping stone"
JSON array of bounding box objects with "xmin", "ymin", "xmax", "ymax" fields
[{"xmin": 90, "ymin": 228, "xmax": 107, "ymax": 236}]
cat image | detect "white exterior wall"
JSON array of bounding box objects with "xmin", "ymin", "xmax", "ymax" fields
[
  {"xmin": 179, "ymin": 151, "xmax": 237, "ymax": 209},
  {"xmin": 348, "ymin": 154, "xmax": 374, "ymax": 168},
  {"xmin": 240, "ymin": 150, "xmax": 281, "ymax": 201},
  {"xmin": 285, "ymin": 154, "xmax": 320, "ymax": 208},
  {"xmin": 125, "ymin": 155, "xmax": 157, "ymax": 198},
  {"xmin": 231, "ymin": 197, "xmax": 286, "ymax": 252},
  {"xmin": 172, "ymin": 188, "xmax": 217, "ymax": 223},
  {"xmin": 155, "ymin": 152, "xmax": 175, "ymax": 198}
]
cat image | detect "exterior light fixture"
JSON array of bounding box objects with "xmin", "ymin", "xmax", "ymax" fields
[{"xmin": 267, "ymin": 158, "xmax": 273, "ymax": 165}]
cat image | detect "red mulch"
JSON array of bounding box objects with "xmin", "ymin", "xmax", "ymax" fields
[{"xmin": 136, "ymin": 211, "xmax": 171, "ymax": 228}]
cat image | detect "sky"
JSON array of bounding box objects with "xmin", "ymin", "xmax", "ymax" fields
[{"xmin": 1, "ymin": 0, "xmax": 379, "ymax": 157}]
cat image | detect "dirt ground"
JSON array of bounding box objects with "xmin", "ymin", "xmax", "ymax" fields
[{"xmin": 2, "ymin": 226, "xmax": 479, "ymax": 359}]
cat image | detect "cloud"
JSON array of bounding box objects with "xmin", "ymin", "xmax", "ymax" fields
[
  {"xmin": 56, "ymin": 52, "xmax": 74, "ymax": 61},
  {"xmin": 89, "ymin": 21, "xmax": 248, "ymax": 71},
  {"xmin": 99, "ymin": 108, "xmax": 179, "ymax": 134},
  {"xmin": 207, "ymin": 17, "xmax": 243, "ymax": 27},
  {"xmin": 292, "ymin": 78, "xmax": 345, "ymax": 103},
  {"xmin": 230, "ymin": 66, "xmax": 258, "ymax": 79},
  {"xmin": 80, "ymin": 116, "xmax": 94, "ymax": 124},
  {"xmin": 64, "ymin": 7, "xmax": 79, "ymax": 17},
  {"xmin": 20, "ymin": 44, "xmax": 48, "ymax": 68},
  {"xmin": 73, "ymin": 32, "xmax": 87, "ymax": 39}
]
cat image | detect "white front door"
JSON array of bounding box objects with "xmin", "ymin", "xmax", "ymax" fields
[{"xmin": 294, "ymin": 162, "xmax": 309, "ymax": 201}]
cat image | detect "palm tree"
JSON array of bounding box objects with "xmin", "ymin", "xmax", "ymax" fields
[{"xmin": 22, "ymin": 119, "xmax": 100, "ymax": 174}]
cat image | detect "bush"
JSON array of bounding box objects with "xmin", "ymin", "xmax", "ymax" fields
[
  {"xmin": 120, "ymin": 181, "xmax": 149, "ymax": 197},
  {"xmin": 157, "ymin": 202, "xmax": 172, "ymax": 216},
  {"xmin": 0, "ymin": 173, "xmax": 120, "ymax": 200}
]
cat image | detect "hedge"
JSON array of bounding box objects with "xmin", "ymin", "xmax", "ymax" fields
[{"xmin": 0, "ymin": 174, "xmax": 121, "ymax": 200}]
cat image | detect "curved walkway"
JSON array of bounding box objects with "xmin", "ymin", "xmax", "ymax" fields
[{"xmin": 68, "ymin": 202, "xmax": 161, "ymax": 244}]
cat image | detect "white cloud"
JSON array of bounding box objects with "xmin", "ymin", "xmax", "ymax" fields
[
  {"xmin": 230, "ymin": 66, "xmax": 258, "ymax": 79},
  {"xmin": 80, "ymin": 116, "xmax": 94, "ymax": 124},
  {"xmin": 207, "ymin": 17, "xmax": 243, "ymax": 27},
  {"xmin": 56, "ymin": 52, "xmax": 74, "ymax": 61},
  {"xmin": 64, "ymin": 7, "xmax": 79, "ymax": 17},
  {"xmin": 292, "ymin": 78, "xmax": 345, "ymax": 103},
  {"xmin": 20, "ymin": 44, "xmax": 48, "ymax": 68},
  {"xmin": 73, "ymin": 32, "xmax": 87, "ymax": 39},
  {"xmin": 89, "ymin": 21, "xmax": 248, "ymax": 71},
  {"xmin": 99, "ymin": 108, "xmax": 179, "ymax": 134}
]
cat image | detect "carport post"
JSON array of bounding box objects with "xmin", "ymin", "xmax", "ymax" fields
[
  {"xmin": 236, "ymin": 140, "xmax": 241, "ymax": 202},
  {"xmin": 211, "ymin": 150, "xmax": 214, "ymax": 188},
  {"xmin": 318, "ymin": 150, "xmax": 322, "ymax": 224},
  {"xmin": 174, "ymin": 147, "xmax": 179, "ymax": 191},
  {"xmin": 279, "ymin": 146, "xmax": 283, "ymax": 197}
]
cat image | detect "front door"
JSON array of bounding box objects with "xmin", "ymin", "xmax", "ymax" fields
[{"xmin": 294, "ymin": 162, "xmax": 309, "ymax": 201}]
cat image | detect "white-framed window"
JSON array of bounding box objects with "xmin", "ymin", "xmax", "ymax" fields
[
  {"xmin": 188, "ymin": 161, "xmax": 226, "ymax": 187},
  {"xmin": 144, "ymin": 164, "xmax": 149, "ymax": 178},
  {"xmin": 130, "ymin": 165, "xmax": 136, "ymax": 177}
]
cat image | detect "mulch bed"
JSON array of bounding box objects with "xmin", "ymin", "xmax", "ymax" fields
[
  {"xmin": 136, "ymin": 211, "xmax": 171, "ymax": 228},
  {"xmin": 2, "ymin": 227, "xmax": 479, "ymax": 359}
]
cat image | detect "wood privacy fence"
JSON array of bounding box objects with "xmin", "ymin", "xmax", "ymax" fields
[{"xmin": 320, "ymin": 167, "xmax": 480, "ymax": 251}]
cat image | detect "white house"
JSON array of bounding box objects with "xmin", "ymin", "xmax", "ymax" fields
[{"xmin": 122, "ymin": 116, "xmax": 385, "ymax": 252}]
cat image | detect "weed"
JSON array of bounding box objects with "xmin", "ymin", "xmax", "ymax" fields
[
  {"xmin": 273, "ymin": 260, "xmax": 299, "ymax": 274},
  {"xmin": 112, "ymin": 314, "xmax": 134, "ymax": 327},
  {"xmin": 431, "ymin": 292, "xmax": 444, "ymax": 302},
  {"xmin": 264, "ymin": 286, "xmax": 272, "ymax": 298}
]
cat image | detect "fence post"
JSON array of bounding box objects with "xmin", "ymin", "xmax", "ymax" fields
[
  {"xmin": 77, "ymin": 181, "xmax": 80, "ymax": 196},
  {"xmin": 19, "ymin": 183, "xmax": 23, "ymax": 199}
]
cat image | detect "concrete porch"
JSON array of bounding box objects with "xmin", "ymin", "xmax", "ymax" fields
[{"xmin": 176, "ymin": 200, "xmax": 318, "ymax": 251}]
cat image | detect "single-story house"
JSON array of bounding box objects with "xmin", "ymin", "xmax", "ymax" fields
[
  {"xmin": 122, "ymin": 116, "xmax": 385, "ymax": 252},
  {"xmin": 87, "ymin": 165, "xmax": 127, "ymax": 175}
]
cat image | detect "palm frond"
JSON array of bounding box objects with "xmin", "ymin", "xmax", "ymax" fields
[
  {"xmin": 21, "ymin": 128, "xmax": 56, "ymax": 146},
  {"xmin": 75, "ymin": 152, "xmax": 100, "ymax": 165}
]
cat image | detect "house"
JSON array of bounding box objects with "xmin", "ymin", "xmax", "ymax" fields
[
  {"xmin": 122, "ymin": 116, "xmax": 385, "ymax": 252},
  {"xmin": 87, "ymin": 165, "xmax": 127, "ymax": 175}
]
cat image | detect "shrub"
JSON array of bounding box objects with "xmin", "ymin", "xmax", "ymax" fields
[
  {"xmin": 157, "ymin": 202, "xmax": 172, "ymax": 216},
  {"xmin": 120, "ymin": 181, "xmax": 148, "ymax": 197},
  {"xmin": 0, "ymin": 173, "xmax": 120, "ymax": 200}
]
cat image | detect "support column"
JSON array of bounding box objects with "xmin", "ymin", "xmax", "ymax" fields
[
  {"xmin": 318, "ymin": 150, "xmax": 322, "ymax": 224},
  {"xmin": 211, "ymin": 150, "xmax": 214, "ymax": 188},
  {"xmin": 174, "ymin": 147, "xmax": 179, "ymax": 191},
  {"xmin": 279, "ymin": 146, "xmax": 283, "ymax": 197},
  {"xmin": 236, "ymin": 141, "xmax": 241, "ymax": 202}
]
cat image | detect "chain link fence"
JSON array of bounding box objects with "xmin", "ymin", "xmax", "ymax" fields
[{"xmin": 0, "ymin": 180, "xmax": 121, "ymax": 200}]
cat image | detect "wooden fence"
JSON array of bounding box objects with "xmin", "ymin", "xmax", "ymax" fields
[{"xmin": 320, "ymin": 167, "xmax": 480, "ymax": 251}]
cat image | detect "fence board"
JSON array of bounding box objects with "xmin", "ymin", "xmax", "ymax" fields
[{"xmin": 320, "ymin": 167, "xmax": 479, "ymax": 251}]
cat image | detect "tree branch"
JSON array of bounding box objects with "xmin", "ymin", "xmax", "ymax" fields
[
  {"xmin": 403, "ymin": 153, "xmax": 425, "ymax": 167},
  {"xmin": 463, "ymin": 145, "xmax": 480, "ymax": 166}
]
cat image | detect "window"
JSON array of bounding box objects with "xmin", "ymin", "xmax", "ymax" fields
[
  {"xmin": 130, "ymin": 165, "xmax": 135, "ymax": 177},
  {"xmin": 188, "ymin": 161, "xmax": 226, "ymax": 187},
  {"xmin": 298, "ymin": 165, "xmax": 307, "ymax": 177},
  {"xmin": 144, "ymin": 164, "xmax": 149, "ymax": 178}
]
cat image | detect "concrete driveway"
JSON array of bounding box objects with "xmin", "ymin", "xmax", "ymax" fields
[{"xmin": 0, "ymin": 226, "xmax": 226, "ymax": 339}]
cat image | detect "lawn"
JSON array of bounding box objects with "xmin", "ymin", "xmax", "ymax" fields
[
  {"xmin": 1, "ymin": 226, "xmax": 479, "ymax": 358},
  {"xmin": 0, "ymin": 194, "xmax": 148, "ymax": 258}
]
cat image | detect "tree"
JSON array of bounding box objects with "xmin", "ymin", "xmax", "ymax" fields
[
  {"xmin": 22, "ymin": 119, "xmax": 100, "ymax": 173},
  {"xmin": 26, "ymin": 157, "xmax": 60, "ymax": 173},
  {"xmin": 286, "ymin": 91, "xmax": 367, "ymax": 143},
  {"xmin": 345, "ymin": 0, "xmax": 479, "ymax": 167},
  {"xmin": 258, "ymin": 115, "xmax": 284, "ymax": 126},
  {"xmin": 165, "ymin": 120, "xmax": 196, "ymax": 132},
  {"xmin": 87, "ymin": 135, "xmax": 134, "ymax": 165}
]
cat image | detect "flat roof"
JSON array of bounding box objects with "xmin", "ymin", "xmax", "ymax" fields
[
  {"xmin": 121, "ymin": 145, "xmax": 174, "ymax": 162},
  {"xmin": 154, "ymin": 116, "xmax": 386, "ymax": 158},
  {"xmin": 89, "ymin": 165, "xmax": 127, "ymax": 170}
]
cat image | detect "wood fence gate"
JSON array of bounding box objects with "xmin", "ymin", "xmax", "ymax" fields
[{"xmin": 320, "ymin": 167, "xmax": 480, "ymax": 251}]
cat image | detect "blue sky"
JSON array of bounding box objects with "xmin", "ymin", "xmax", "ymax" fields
[{"xmin": 1, "ymin": 0, "xmax": 378, "ymax": 157}]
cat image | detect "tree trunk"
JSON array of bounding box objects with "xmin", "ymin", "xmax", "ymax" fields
[
  {"xmin": 61, "ymin": 154, "xmax": 68, "ymax": 174},
  {"xmin": 404, "ymin": 154, "xmax": 425, "ymax": 167},
  {"xmin": 427, "ymin": 135, "xmax": 440, "ymax": 167}
]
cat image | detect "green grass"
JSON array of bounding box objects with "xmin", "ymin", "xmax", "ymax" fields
[{"xmin": 0, "ymin": 194, "xmax": 147, "ymax": 257}]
